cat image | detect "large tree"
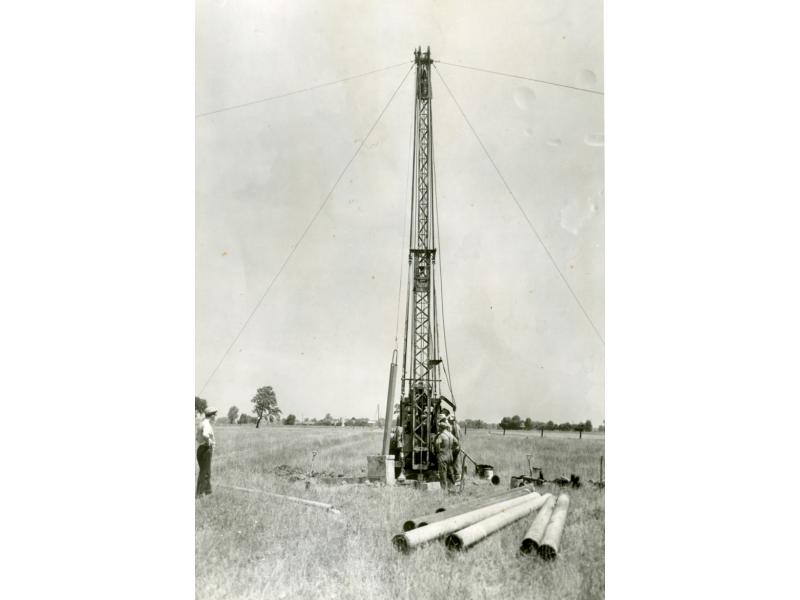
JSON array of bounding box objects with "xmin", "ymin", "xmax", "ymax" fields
[
  {"xmin": 195, "ymin": 396, "xmax": 207, "ymax": 415},
  {"xmin": 227, "ymin": 406, "xmax": 239, "ymax": 424},
  {"xmin": 251, "ymin": 386, "xmax": 282, "ymax": 428}
]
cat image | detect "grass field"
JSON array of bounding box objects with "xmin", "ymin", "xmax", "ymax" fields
[{"xmin": 195, "ymin": 425, "xmax": 604, "ymax": 600}]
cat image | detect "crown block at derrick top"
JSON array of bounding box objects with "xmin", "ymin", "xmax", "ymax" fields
[{"xmin": 367, "ymin": 455, "xmax": 396, "ymax": 485}]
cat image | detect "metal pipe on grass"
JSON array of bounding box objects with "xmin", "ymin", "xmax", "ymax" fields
[
  {"xmin": 445, "ymin": 493, "xmax": 552, "ymax": 552},
  {"xmin": 392, "ymin": 491, "xmax": 540, "ymax": 553},
  {"xmin": 218, "ymin": 483, "xmax": 341, "ymax": 514},
  {"xmin": 403, "ymin": 485, "xmax": 535, "ymax": 531},
  {"xmin": 433, "ymin": 483, "xmax": 533, "ymax": 514},
  {"xmin": 538, "ymin": 493, "xmax": 570, "ymax": 560},
  {"xmin": 519, "ymin": 494, "xmax": 557, "ymax": 554}
]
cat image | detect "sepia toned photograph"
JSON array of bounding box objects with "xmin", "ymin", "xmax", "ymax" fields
[
  {"xmin": 8, "ymin": 3, "xmax": 800, "ymax": 600},
  {"xmin": 196, "ymin": 1, "xmax": 604, "ymax": 598}
]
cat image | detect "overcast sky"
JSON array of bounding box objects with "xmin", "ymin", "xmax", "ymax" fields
[{"xmin": 196, "ymin": 0, "xmax": 604, "ymax": 424}]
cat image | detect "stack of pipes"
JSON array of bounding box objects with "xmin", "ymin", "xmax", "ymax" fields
[
  {"xmin": 402, "ymin": 485, "xmax": 536, "ymax": 531},
  {"xmin": 392, "ymin": 487, "xmax": 551, "ymax": 553},
  {"xmin": 520, "ymin": 493, "xmax": 571, "ymax": 560},
  {"xmin": 444, "ymin": 493, "xmax": 551, "ymax": 551},
  {"xmin": 393, "ymin": 487, "xmax": 572, "ymax": 560}
]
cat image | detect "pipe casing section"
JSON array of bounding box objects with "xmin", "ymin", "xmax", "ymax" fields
[
  {"xmin": 403, "ymin": 486, "xmax": 535, "ymax": 531},
  {"xmin": 538, "ymin": 493, "xmax": 570, "ymax": 560},
  {"xmin": 520, "ymin": 494, "xmax": 557, "ymax": 554},
  {"xmin": 445, "ymin": 493, "xmax": 552, "ymax": 551},
  {"xmin": 393, "ymin": 491, "xmax": 540, "ymax": 552}
]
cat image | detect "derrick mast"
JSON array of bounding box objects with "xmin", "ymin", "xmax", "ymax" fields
[{"xmin": 395, "ymin": 46, "xmax": 453, "ymax": 479}]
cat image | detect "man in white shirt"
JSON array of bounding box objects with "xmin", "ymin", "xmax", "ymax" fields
[{"xmin": 196, "ymin": 407, "xmax": 217, "ymax": 497}]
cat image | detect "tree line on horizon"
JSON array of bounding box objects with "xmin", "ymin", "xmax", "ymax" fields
[
  {"xmin": 198, "ymin": 393, "xmax": 603, "ymax": 433},
  {"xmin": 497, "ymin": 416, "xmax": 598, "ymax": 432},
  {"xmin": 459, "ymin": 418, "xmax": 603, "ymax": 432}
]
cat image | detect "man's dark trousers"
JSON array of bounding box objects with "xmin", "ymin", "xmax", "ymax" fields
[{"xmin": 196, "ymin": 444, "xmax": 213, "ymax": 497}]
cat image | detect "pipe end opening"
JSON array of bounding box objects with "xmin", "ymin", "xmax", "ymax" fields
[
  {"xmin": 392, "ymin": 535, "xmax": 411, "ymax": 554},
  {"xmin": 520, "ymin": 539, "xmax": 537, "ymax": 555},
  {"xmin": 538, "ymin": 544, "xmax": 557, "ymax": 561},
  {"xmin": 444, "ymin": 534, "xmax": 465, "ymax": 552}
]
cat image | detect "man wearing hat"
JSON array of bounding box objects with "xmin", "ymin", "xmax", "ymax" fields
[
  {"xmin": 435, "ymin": 419, "xmax": 459, "ymax": 492},
  {"xmin": 196, "ymin": 406, "xmax": 217, "ymax": 497}
]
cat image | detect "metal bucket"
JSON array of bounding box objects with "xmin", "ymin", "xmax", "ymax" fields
[{"xmin": 475, "ymin": 464, "xmax": 494, "ymax": 480}]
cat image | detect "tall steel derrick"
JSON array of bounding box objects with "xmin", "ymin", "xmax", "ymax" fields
[{"xmin": 397, "ymin": 47, "xmax": 450, "ymax": 477}]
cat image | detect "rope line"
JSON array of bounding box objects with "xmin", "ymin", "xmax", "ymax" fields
[
  {"xmin": 198, "ymin": 65, "xmax": 415, "ymax": 394},
  {"xmin": 433, "ymin": 65, "xmax": 604, "ymax": 345},
  {"xmin": 436, "ymin": 60, "xmax": 603, "ymax": 96},
  {"xmin": 394, "ymin": 108, "xmax": 415, "ymax": 348},
  {"xmin": 431, "ymin": 119, "xmax": 456, "ymax": 404},
  {"xmin": 196, "ymin": 60, "xmax": 412, "ymax": 118}
]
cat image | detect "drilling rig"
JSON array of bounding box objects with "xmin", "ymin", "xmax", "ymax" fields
[{"xmin": 382, "ymin": 47, "xmax": 455, "ymax": 482}]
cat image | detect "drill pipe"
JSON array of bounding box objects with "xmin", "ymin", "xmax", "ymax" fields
[
  {"xmin": 431, "ymin": 484, "xmax": 534, "ymax": 516},
  {"xmin": 392, "ymin": 491, "xmax": 541, "ymax": 553},
  {"xmin": 519, "ymin": 494, "xmax": 557, "ymax": 554},
  {"xmin": 381, "ymin": 352, "xmax": 398, "ymax": 455},
  {"xmin": 403, "ymin": 486, "xmax": 535, "ymax": 531},
  {"xmin": 445, "ymin": 493, "xmax": 552, "ymax": 552},
  {"xmin": 538, "ymin": 493, "xmax": 571, "ymax": 560},
  {"xmin": 216, "ymin": 484, "xmax": 340, "ymax": 514}
]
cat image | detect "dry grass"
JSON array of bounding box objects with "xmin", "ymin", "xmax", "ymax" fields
[{"xmin": 196, "ymin": 425, "xmax": 604, "ymax": 599}]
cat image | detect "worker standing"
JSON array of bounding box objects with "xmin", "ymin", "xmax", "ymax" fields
[
  {"xmin": 449, "ymin": 415, "xmax": 462, "ymax": 484},
  {"xmin": 435, "ymin": 421, "xmax": 458, "ymax": 492},
  {"xmin": 196, "ymin": 406, "xmax": 217, "ymax": 497}
]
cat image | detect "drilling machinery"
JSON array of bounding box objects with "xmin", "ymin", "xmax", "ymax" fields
[{"xmin": 383, "ymin": 47, "xmax": 454, "ymax": 482}]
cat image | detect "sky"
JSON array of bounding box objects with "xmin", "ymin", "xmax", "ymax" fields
[{"xmin": 196, "ymin": 0, "xmax": 604, "ymax": 424}]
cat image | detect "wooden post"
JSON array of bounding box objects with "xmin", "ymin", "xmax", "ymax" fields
[
  {"xmin": 540, "ymin": 428, "xmax": 544, "ymax": 438},
  {"xmin": 578, "ymin": 427, "xmax": 583, "ymax": 439}
]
